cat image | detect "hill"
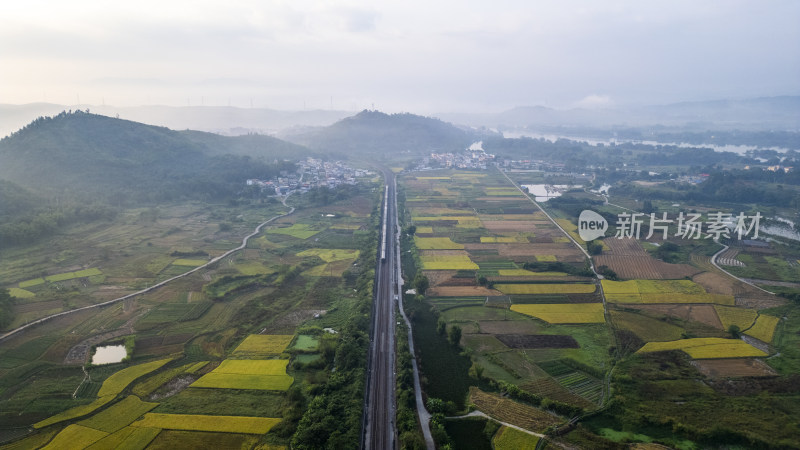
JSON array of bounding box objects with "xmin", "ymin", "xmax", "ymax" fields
[
  {"xmin": 0, "ymin": 110, "xmax": 303, "ymax": 205},
  {"xmin": 281, "ymin": 110, "xmax": 481, "ymax": 157}
]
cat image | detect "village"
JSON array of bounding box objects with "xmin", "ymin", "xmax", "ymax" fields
[{"xmin": 246, "ymin": 157, "xmax": 374, "ymax": 196}]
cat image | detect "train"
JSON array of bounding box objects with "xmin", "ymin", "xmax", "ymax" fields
[{"xmin": 380, "ymin": 186, "xmax": 388, "ymax": 261}]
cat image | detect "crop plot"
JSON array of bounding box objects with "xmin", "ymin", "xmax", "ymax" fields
[
  {"xmin": 41, "ymin": 424, "xmax": 109, "ymax": 450},
  {"xmin": 497, "ymin": 284, "xmax": 596, "ymax": 295},
  {"xmin": 713, "ymin": 305, "xmax": 758, "ymax": 331},
  {"xmin": 34, "ymin": 395, "xmax": 117, "ymax": 429},
  {"xmin": 420, "ymin": 252, "xmax": 480, "ymax": 270},
  {"xmin": 86, "ymin": 426, "xmax": 162, "ymax": 450},
  {"xmin": 510, "ymin": 303, "xmax": 605, "ymax": 323},
  {"xmin": 745, "ymin": 314, "xmax": 780, "ymax": 342},
  {"xmin": 232, "ymin": 335, "xmax": 294, "ymax": 358},
  {"xmin": 8, "ymin": 287, "xmax": 34, "ymax": 298},
  {"xmin": 637, "ymin": 338, "xmax": 768, "ymax": 358},
  {"xmin": 295, "ymin": 248, "xmax": 360, "ymax": 262},
  {"xmin": 692, "ymin": 358, "xmax": 777, "ymax": 378},
  {"xmin": 131, "ymin": 413, "xmax": 281, "ymax": 434},
  {"xmin": 98, "ymin": 358, "xmax": 173, "ymax": 397},
  {"xmin": 172, "ymin": 259, "xmax": 206, "ymax": 267},
  {"xmin": 495, "ymin": 334, "xmax": 579, "ymax": 349},
  {"xmin": 602, "ymin": 279, "xmax": 734, "ymax": 304},
  {"xmin": 610, "ymin": 310, "xmax": 684, "ymax": 342},
  {"xmin": 191, "ymin": 359, "xmax": 293, "ymax": 390},
  {"xmin": 266, "ymin": 223, "xmax": 322, "ymax": 239},
  {"xmin": 469, "ymin": 387, "xmax": 560, "ymax": 432},
  {"xmin": 414, "ymin": 236, "xmax": 464, "ymax": 249},
  {"xmin": 629, "ymin": 304, "xmax": 723, "ymax": 328},
  {"xmin": 492, "ymin": 426, "xmax": 540, "ymax": 449},
  {"xmin": 79, "ymin": 395, "xmax": 158, "ymax": 433}
]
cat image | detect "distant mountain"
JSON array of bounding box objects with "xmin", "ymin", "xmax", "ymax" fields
[
  {"xmin": 281, "ymin": 110, "xmax": 482, "ymax": 157},
  {"xmin": 0, "ymin": 103, "xmax": 354, "ymax": 138},
  {"xmin": 438, "ymin": 96, "xmax": 800, "ymax": 131},
  {"xmin": 0, "ymin": 111, "xmax": 305, "ymax": 205}
]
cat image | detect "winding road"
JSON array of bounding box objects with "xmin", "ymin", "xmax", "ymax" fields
[{"xmin": 0, "ymin": 198, "xmax": 295, "ymax": 343}]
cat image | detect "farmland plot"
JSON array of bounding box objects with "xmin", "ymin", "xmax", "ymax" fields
[
  {"xmin": 469, "ymin": 387, "xmax": 560, "ymax": 432},
  {"xmin": 637, "ymin": 338, "xmax": 768, "ymax": 359},
  {"xmin": 131, "ymin": 413, "xmax": 280, "ymax": 434},
  {"xmin": 511, "ymin": 303, "xmax": 605, "ymax": 324}
]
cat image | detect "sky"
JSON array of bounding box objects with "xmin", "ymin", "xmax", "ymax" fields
[{"xmin": 1, "ymin": 0, "xmax": 798, "ymax": 113}]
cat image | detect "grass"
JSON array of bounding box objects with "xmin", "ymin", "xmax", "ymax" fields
[
  {"xmin": 745, "ymin": 314, "xmax": 780, "ymax": 343},
  {"xmin": 481, "ymin": 236, "xmax": 525, "ymax": 243},
  {"xmin": 496, "ymin": 284, "xmax": 596, "ymax": 295},
  {"xmin": 637, "ymin": 338, "xmax": 768, "ymax": 359},
  {"xmin": 8, "ymin": 287, "xmax": 35, "ymax": 298},
  {"xmin": 84, "ymin": 426, "xmax": 161, "ymax": 450},
  {"xmin": 153, "ymin": 388, "xmax": 284, "ymax": 417},
  {"xmin": 511, "ymin": 303, "xmax": 605, "ymax": 324},
  {"xmin": 41, "ymin": 268, "xmax": 103, "ymax": 283},
  {"xmin": 413, "ymin": 236, "xmax": 464, "ymax": 249},
  {"xmin": 97, "ymin": 358, "xmax": 172, "ymax": 397},
  {"xmin": 131, "ymin": 363, "xmax": 199, "ymax": 397},
  {"xmin": 231, "ymin": 334, "xmax": 293, "ymax": 358},
  {"xmin": 492, "ymin": 425, "xmax": 540, "ymax": 449},
  {"xmin": 235, "ymin": 262, "xmax": 276, "ymax": 275},
  {"xmin": 18, "ymin": 278, "xmax": 45, "ymax": 288},
  {"xmin": 41, "ymin": 425, "xmax": 108, "ymax": 450},
  {"xmin": 420, "ymin": 253, "xmax": 480, "ymax": 270},
  {"xmin": 292, "ymin": 335, "xmax": 319, "ymax": 351},
  {"xmin": 266, "ymin": 223, "xmax": 321, "ymax": 239},
  {"xmin": 34, "ymin": 396, "xmax": 116, "ymax": 429},
  {"xmin": 172, "ymin": 259, "xmax": 206, "ymax": 266},
  {"xmin": 79, "ymin": 395, "xmax": 158, "ymax": 433},
  {"xmin": 131, "ymin": 413, "xmax": 281, "ymax": 434}
]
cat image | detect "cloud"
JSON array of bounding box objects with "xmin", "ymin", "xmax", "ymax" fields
[{"xmin": 573, "ymin": 95, "xmax": 613, "ymax": 109}]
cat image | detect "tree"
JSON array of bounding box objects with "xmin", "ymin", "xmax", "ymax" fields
[
  {"xmin": 587, "ymin": 240, "xmax": 603, "ymax": 255},
  {"xmin": 728, "ymin": 324, "xmax": 741, "ymax": 338},
  {"xmin": 476, "ymin": 275, "xmax": 488, "ymax": 286},
  {"xmin": 413, "ymin": 274, "xmax": 429, "ymax": 296},
  {"xmin": 448, "ymin": 325, "xmax": 462, "ymax": 347},
  {"xmin": 405, "ymin": 225, "xmax": 417, "ymax": 236},
  {"xmin": 437, "ymin": 318, "xmax": 447, "ymax": 335}
]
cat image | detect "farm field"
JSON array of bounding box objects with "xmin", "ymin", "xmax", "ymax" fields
[
  {"xmin": 497, "ymin": 283, "xmax": 596, "ymax": 295},
  {"xmin": 510, "ymin": 303, "xmax": 605, "ymax": 324},
  {"xmin": 131, "ymin": 413, "xmax": 281, "ymax": 434},
  {"xmin": 468, "ymin": 387, "xmax": 560, "ymax": 432},
  {"xmin": 602, "ymin": 279, "xmax": 735, "ymax": 304},
  {"xmin": 231, "ymin": 334, "xmax": 293, "ymax": 358},
  {"xmin": 492, "ymin": 426, "xmax": 540, "ymax": 450},
  {"xmin": 637, "ymin": 337, "xmax": 768, "ymax": 359},
  {"xmin": 0, "ymin": 181, "xmax": 380, "ymax": 449}
]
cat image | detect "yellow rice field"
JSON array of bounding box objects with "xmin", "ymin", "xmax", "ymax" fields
[
  {"xmin": 745, "ymin": 315, "xmax": 780, "ymax": 342},
  {"xmin": 131, "ymin": 413, "xmax": 281, "ymax": 434},
  {"xmin": 714, "ymin": 305, "xmax": 758, "ymax": 331},
  {"xmin": 602, "ymin": 279, "xmax": 735, "ymax": 305},
  {"xmin": 497, "ymin": 269, "xmax": 567, "ymax": 277},
  {"xmin": 295, "ymin": 248, "xmax": 360, "ymax": 262},
  {"xmin": 637, "ymin": 338, "xmax": 768, "ymax": 359},
  {"xmin": 510, "ymin": 303, "xmax": 605, "ymax": 323},
  {"xmin": 232, "ymin": 334, "xmax": 293, "ymax": 357},
  {"xmin": 496, "ymin": 283, "xmax": 596, "ymax": 295}
]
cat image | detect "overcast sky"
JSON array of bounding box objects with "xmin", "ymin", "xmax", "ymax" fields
[{"xmin": 1, "ymin": 0, "xmax": 798, "ymax": 113}]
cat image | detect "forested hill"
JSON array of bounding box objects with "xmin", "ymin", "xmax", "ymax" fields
[
  {"xmin": 281, "ymin": 110, "xmax": 481, "ymax": 157},
  {"xmin": 0, "ymin": 110, "xmax": 304, "ymax": 205}
]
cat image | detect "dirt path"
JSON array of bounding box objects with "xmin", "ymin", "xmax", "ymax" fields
[
  {"xmin": 710, "ymin": 243, "xmax": 775, "ymax": 295},
  {"xmin": 0, "ymin": 199, "xmax": 295, "ymax": 343}
]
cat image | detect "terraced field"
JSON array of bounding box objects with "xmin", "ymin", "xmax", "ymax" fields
[{"xmin": 637, "ymin": 337, "xmax": 768, "ymax": 359}]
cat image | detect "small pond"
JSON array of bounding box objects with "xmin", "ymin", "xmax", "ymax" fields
[{"xmin": 92, "ymin": 344, "xmax": 127, "ymax": 365}]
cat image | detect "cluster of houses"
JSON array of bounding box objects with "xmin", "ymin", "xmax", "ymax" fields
[
  {"xmin": 416, "ymin": 148, "xmax": 496, "ymax": 170},
  {"xmin": 246, "ymin": 158, "xmax": 373, "ymax": 196}
]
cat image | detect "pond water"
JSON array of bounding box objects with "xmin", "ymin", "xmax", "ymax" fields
[{"xmin": 92, "ymin": 344, "xmax": 127, "ymax": 365}]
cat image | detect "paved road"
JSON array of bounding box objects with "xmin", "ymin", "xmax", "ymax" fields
[
  {"xmin": 364, "ymin": 172, "xmax": 398, "ymax": 450},
  {"xmin": 0, "ymin": 199, "xmax": 295, "ymax": 343}
]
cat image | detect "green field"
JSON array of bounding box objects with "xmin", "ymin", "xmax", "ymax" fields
[
  {"xmin": 131, "ymin": 413, "xmax": 281, "ymax": 434},
  {"xmin": 610, "ymin": 310, "xmax": 684, "ymax": 342},
  {"xmin": 266, "ymin": 223, "xmax": 322, "ymax": 239},
  {"xmin": 492, "ymin": 425, "xmax": 540, "ymax": 450},
  {"xmin": 85, "ymin": 426, "xmax": 162, "ymax": 450},
  {"xmin": 34, "ymin": 395, "xmax": 116, "ymax": 429},
  {"xmin": 172, "ymin": 259, "xmax": 207, "ymax": 267},
  {"xmin": 8, "ymin": 287, "xmax": 35, "ymax": 298},
  {"xmin": 79, "ymin": 395, "xmax": 158, "ymax": 433},
  {"xmin": 292, "ymin": 335, "xmax": 319, "ymax": 351},
  {"xmin": 296, "ymin": 248, "xmax": 360, "ymax": 262}
]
